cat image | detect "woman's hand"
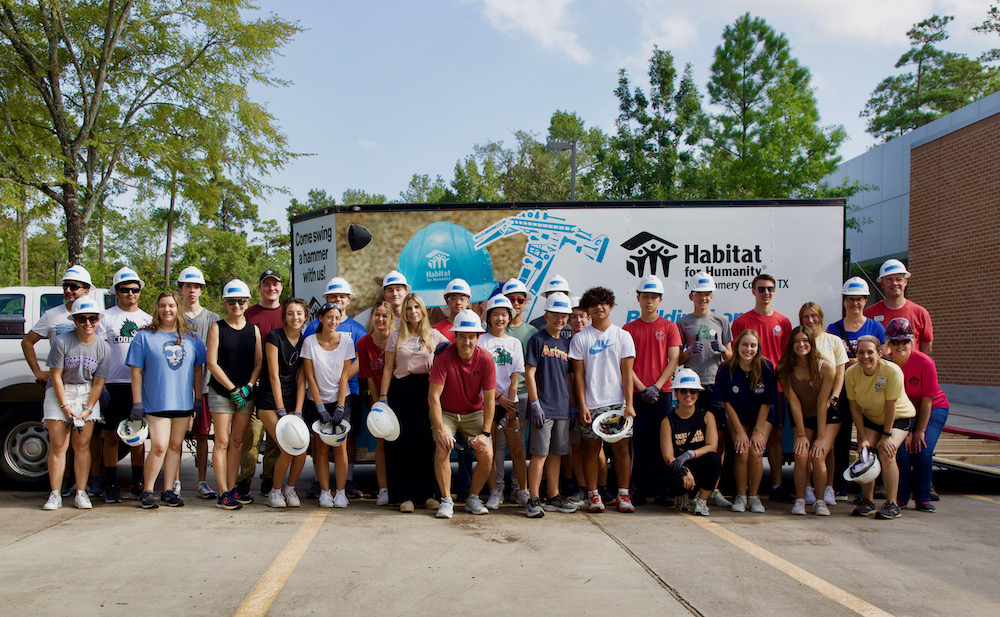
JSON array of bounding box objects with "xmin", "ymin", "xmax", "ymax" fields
[
  {"xmin": 682, "ymin": 469, "xmax": 696, "ymax": 491},
  {"xmin": 750, "ymin": 429, "xmax": 767, "ymax": 454},
  {"xmin": 810, "ymin": 440, "xmax": 827, "ymax": 460},
  {"xmin": 908, "ymin": 430, "xmax": 926, "ymax": 453},
  {"xmin": 878, "ymin": 434, "xmax": 897, "ymax": 459},
  {"xmin": 497, "ymin": 395, "xmax": 516, "ymax": 415},
  {"xmin": 793, "ymin": 434, "xmax": 810, "ymax": 456},
  {"xmin": 734, "ymin": 431, "xmax": 750, "ymax": 454}
]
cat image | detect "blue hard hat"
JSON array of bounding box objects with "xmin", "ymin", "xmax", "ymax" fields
[{"xmin": 397, "ymin": 222, "xmax": 497, "ymax": 307}]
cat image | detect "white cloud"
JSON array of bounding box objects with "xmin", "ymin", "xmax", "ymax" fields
[
  {"xmin": 480, "ymin": 0, "xmax": 592, "ymax": 64},
  {"xmin": 357, "ymin": 139, "xmax": 380, "ymax": 150}
]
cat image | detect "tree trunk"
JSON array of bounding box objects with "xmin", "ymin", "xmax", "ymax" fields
[
  {"xmin": 16, "ymin": 186, "xmax": 28, "ymax": 285},
  {"xmin": 163, "ymin": 170, "xmax": 177, "ymax": 284},
  {"xmin": 63, "ymin": 182, "xmax": 85, "ymax": 266}
]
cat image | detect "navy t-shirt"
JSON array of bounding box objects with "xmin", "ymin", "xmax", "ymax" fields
[
  {"xmin": 524, "ymin": 330, "xmax": 571, "ymax": 419},
  {"xmin": 713, "ymin": 360, "xmax": 778, "ymax": 425}
]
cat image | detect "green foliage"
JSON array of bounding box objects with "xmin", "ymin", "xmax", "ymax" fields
[
  {"xmin": 341, "ymin": 189, "xmax": 388, "ymax": 206},
  {"xmin": 400, "ymin": 174, "xmax": 454, "ymax": 203}
]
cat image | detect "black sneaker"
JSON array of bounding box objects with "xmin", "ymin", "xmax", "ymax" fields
[
  {"xmin": 127, "ymin": 482, "xmax": 144, "ymax": 500},
  {"xmin": 216, "ymin": 490, "xmax": 243, "ymax": 510},
  {"xmin": 852, "ymin": 497, "xmax": 876, "ymax": 516},
  {"xmin": 929, "ymin": 483, "xmax": 940, "ymax": 501},
  {"xmin": 86, "ymin": 476, "xmax": 103, "ymax": 497},
  {"xmin": 160, "ymin": 490, "xmax": 185, "ymax": 507},
  {"xmin": 232, "ymin": 486, "xmax": 254, "ymax": 505},
  {"xmin": 305, "ymin": 480, "xmax": 320, "ymax": 499},
  {"xmin": 915, "ymin": 501, "xmax": 936, "ymax": 513},
  {"xmin": 344, "ymin": 480, "xmax": 363, "ymax": 499},
  {"xmin": 60, "ymin": 478, "xmax": 76, "ymax": 497},
  {"xmin": 104, "ymin": 485, "xmax": 122, "ymax": 504},
  {"xmin": 525, "ymin": 496, "xmax": 545, "ymax": 518},
  {"xmin": 260, "ymin": 477, "xmax": 273, "ymax": 497},
  {"xmin": 139, "ymin": 490, "xmax": 159, "ymax": 509},
  {"xmin": 875, "ymin": 500, "xmax": 901, "ymax": 519},
  {"xmin": 769, "ymin": 484, "xmax": 794, "ymax": 504}
]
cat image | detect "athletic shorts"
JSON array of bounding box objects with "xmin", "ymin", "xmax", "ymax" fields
[
  {"xmin": 580, "ymin": 404, "xmax": 630, "ymax": 441},
  {"xmin": 194, "ymin": 394, "xmax": 212, "ymax": 435},
  {"xmin": 208, "ymin": 390, "xmax": 255, "ymax": 415},
  {"xmin": 568, "ymin": 405, "xmax": 582, "ymax": 445},
  {"xmin": 529, "ymin": 418, "xmax": 570, "ymax": 457},
  {"xmin": 43, "ymin": 383, "xmax": 101, "ymax": 422},
  {"xmin": 147, "ymin": 410, "xmax": 193, "ymax": 418},
  {"xmin": 862, "ymin": 415, "xmax": 914, "ymax": 434},
  {"xmin": 790, "ymin": 403, "xmax": 842, "ymax": 431},
  {"xmin": 302, "ymin": 397, "xmax": 352, "ymax": 427},
  {"xmin": 102, "ymin": 383, "xmax": 133, "ymax": 428}
]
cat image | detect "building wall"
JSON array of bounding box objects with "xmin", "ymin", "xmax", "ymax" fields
[{"xmin": 908, "ymin": 113, "xmax": 1000, "ymax": 408}]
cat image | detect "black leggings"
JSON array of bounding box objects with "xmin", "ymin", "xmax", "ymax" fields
[
  {"xmin": 660, "ymin": 451, "xmax": 722, "ymax": 497},
  {"xmin": 385, "ymin": 374, "xmax": 436, "ymax": 503}
]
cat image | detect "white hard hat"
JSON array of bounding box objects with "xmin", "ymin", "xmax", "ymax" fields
[
  {"xmin": 443, "ymin": 278, "xmax": 472, "ymax": 298},
  {"xmin": 450, "ymin": 309, "xmax": 485, "ymax": 333},
  {"xmin": 843, "ymin": 447, "xmax": 882, "ymax": 484},
  {"xmin": 570, "ymin": 295, "xmax": 582, "ymax": 310},
  {"xmin": 113, "ymin": 266, "xmax": 144, "ymax": 290},
  {"xmin": 541, "ymin": 274, "xmax": 571, "ymax": 295},
  {"xmin": 485, "ymin": 295, "xmax": 514, "ymax": 318},
  {"xmin": 592, "ymin": 409, "xmax": 633, "ymax": 444},
  {"xmin": 325, "ymin": 277, "xmax": 353, "ymax": 297},
  {"xmin": 177, "ymin": 266, "xmax": 207, "ymax": 286},
  {"xmin": 877, "ymin": 259, "xmax": 911, "ymax": 282},
  {"xmin": 117, "ymin": 418, "xmax": 148, "ymax": 447},
  {"xmin": 61, "ymin": 265, "xmax": 92, "ymax": 287},
  {"xmin": 312, "ymin": 418, "xmax": 350, "ymax": 447},
  {"xmin": 841, "ymin": 277, "xmax": 870, "ymax": 296},
  {"xmin": 382, "ymin": 270, "xmax": 411, "ymax": 292},
  {"xmin": 222, "ymin": 279, "xmax": 251, "ymax": 299},
  {"xmin": 543, "ymin": 292, "xmax": 572, "ymax": 314},
  {"xmin": 636, "ymin": 275, "xmax": 664, "ymax": 295},
  {"xmin": 673, "ymin": 368, "xmax": 704, "ymax": 391},
  {"xmin": 67, "ymin": 296, "xmax": 104, "ymax": 319},
  {"xmin": 501, "ymin": 278, "xmax": 528, "ymax": 296},
  {"xmin": 366, "ymin": 401, "xmax": 401, "ymax": 441},
  {"xmin": 689, "ymin": 271, "xmax": 715, "ymax": 293},
  {"xmin": 275, "ymin": 415, "xmax": 310, "ymax": 455}
]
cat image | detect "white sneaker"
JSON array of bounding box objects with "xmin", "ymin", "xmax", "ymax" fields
[
  {"xmin": 464, "ymin": 494, "xmax": 489, "ymax": 515},
  {"xmin": 267, "ymin": 488, "xmax": 287, "ymax": 508},
  {"xmin": 318, "ymin": 490, "xmax": 334, "ymax": 508},
  {"xmin": 333, "ymin": 490, "xmax": 349, "ymax": 508},
  {"xmin": 282, "ymin": 487, "xmax": 301, "ymax": 507},
  {"xmin": 486, "ymin": 488, "xmax": 503, "ymax": 510},
  {"xmin": 748, "ymin": 495, "xmax": 766, "ymax": 513},
  {"xmin": 731, "ymin": 494, "xmax": 747, "ymax": 512},
  {"xmin": 823, "ymin": 486, "xmax": 837, "ymax": 506},
  {"xmin": 708, "ymin": 489, "xmax": 732, "ymax": 508},
  {"xmin": 674, "ymin": 494, "xmax": 692, "ymax": 512},
  {"xmin": 43, "ymin": 490, "xmax": 62, "ymax": 510},
  {"xmin": 197, "ymin": 481, "xmax": 217, "ymax": 499},
  {"xmin": 376, "ymin": 488, "xmax": 389, "ymax": 506},
  {"xmin": 436, "ymin": 497, "xmax": 454, "ymax": 519},
  {"xmin": 172, "ymin": 480, "xmax": 182, "ymax": 496},
  {"xmin": 791, "ymin": 498, "xmax": 806, "ymax": 515},
  {"xmin": 515, "ymin": 488, "xmax": 530, "ymax": 507},
  {"xmin": 804, "ymin": 486, "xmax": 816, "ymax": 505},
  {"xmin": 74, "ymin": 490, "xmax": 93, "ymax": 509},
  {"xmin": 815, "ymin": 499, "xmax": 831, "ymax": 516},
  {"xmin": 692, "ymin": 498, "xmax": 710, "ymax": 516}
]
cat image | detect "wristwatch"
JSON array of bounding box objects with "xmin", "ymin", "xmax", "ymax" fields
[
  {"xmin": 480, "ymin": 431, "xmax": 491, "ymax": 438},
  {"xmin": 882, "ymin": 430, "xmax": 892, "ymax": 437}
]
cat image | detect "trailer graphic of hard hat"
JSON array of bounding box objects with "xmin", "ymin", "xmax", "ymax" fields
[{"xmin": 398, "ymin": 222, "xmax": 497, "ymax": 307}]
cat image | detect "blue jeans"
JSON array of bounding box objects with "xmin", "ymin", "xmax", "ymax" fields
[{"xmin": 896, "ymin": 407, "xmax": 948, "ymax": 504}]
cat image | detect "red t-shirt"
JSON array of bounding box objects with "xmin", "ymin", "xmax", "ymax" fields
[
  {"xmin": 429, "ymin": 345, "xmax": 496, "ymax": 414},
  {"xmin": 865, "ymin": 299, "xmax": 933, "ymax": 348},
  {"xmin": 898, "ymin": 349, "xmax": 949, "ymax": 409},
  {"xmin": 432, "ymin": 319, "xmax": 456, "ymax": 343},
  {"xmin": 245, "ymin": 304, "xmax": 283, "ymax": 338},
  {"xmin": 623, "ymin": 317, "xmax": 682, "ymax": 392},
  {"xmin": 356, "ymin": 333, "xmax": 386, "ymax": 403},
  {"xmin": 732, "ymin": 309, "xmax": 791, "ymax": 365}
]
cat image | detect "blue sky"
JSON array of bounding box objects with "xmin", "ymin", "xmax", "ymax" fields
[{"xmin": 250, "ymin": 0, "xmax": 997, "ymax": 223}]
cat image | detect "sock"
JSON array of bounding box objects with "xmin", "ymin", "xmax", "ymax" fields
[
  {"xmin": 618, "ymin": 487, "xmax": 629, "ymax": 495},
  {"xmin": 589, "ymin": 489, "xmax": 600, "ymax": 498}
]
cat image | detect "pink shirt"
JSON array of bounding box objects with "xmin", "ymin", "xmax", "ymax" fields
[
  {"xmin": 429, "ymin": 345, "xmax": 496, "ymax": 414},
  {"xmin": 623, "ymin": 317, "xmax": 682, "ymax": 392},
  {"xmin": 386, "ymin": 329, "xmax": 449, "ymax": 379},
  {"xmin": 865, "ymin": 299, "xmax": 934, "ymax": 348},
  {"xmin": 898, "ymin": 349, "xmax": 949, "ymax": 409}
]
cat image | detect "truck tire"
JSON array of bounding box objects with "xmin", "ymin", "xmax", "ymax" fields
[{"xmin": 0, "ymin": 405, "xmax": 49, "ymax": 488}]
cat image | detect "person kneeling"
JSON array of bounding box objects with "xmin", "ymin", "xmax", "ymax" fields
[{"xmin": 660, "ymin": 369, "xmax": 722, "ymax": 516}]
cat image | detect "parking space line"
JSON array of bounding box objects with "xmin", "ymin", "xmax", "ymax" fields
[
  {"xmin": 963, "ymin": 494, "xmax": 999, "ymax": 504},
  {"xmin": 686, "ymin": 517, "xmax": 895, "ymax": 617},
  {"xmin": 233, "ymin": 509, "xmax": 330, "ymax": 617}
]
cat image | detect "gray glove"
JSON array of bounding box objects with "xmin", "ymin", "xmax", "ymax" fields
[
  {"xmin": 640, "ymin": 385, "xmax": 659, "ymax": 403},
  {"xmin": 331, "ymin": 404, "xmax": 345, "ymax": 425},
  {"xmin": 671, "ymin": 450, "xmax": 695, "ymax": 471},
  {"xmin": 710, "ymin": 340, "xmax": 726, "ymax": 354},
  {"xmin": 529, "ymin": 400, "xmax": 545, "ymax": 428},
  {"xmin": 316, "ymin": 402, "xmax": 332, "ymax": 425},
  {"xmin": 688, "ymin": 341, "xmax": 704, "ymax": 355},
  {"xmin": 276, "ymin": 408, "xmax": 287, "ymax": 418},
  {"xmin": 129, "ymin": 402, "xmax": 144, "ymax": 422}
]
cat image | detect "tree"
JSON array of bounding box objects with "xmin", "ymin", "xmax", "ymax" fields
[
  {"xmin": 400, "ymin": 174, "xmax": 453, "ymax": 203},
  {"xmin": 0, "ymin": 1, "xmax": 300, "ymax": 265},
  {"xmin": 705, "ymin": 13, "xmax": 844, "ymax": 198},
  {"xmin": 341, "ymin": 189, "xmax": 387, "ymax": 206}
]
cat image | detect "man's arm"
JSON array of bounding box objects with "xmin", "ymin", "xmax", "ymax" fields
[{"xmin": 21, "ymin": 330, "xmax": 48, "ymax": 381}]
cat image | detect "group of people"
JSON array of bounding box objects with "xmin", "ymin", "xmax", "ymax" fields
[{"xmin": 30, "ymin": 256, "xmax": 947, "ymax": 521}]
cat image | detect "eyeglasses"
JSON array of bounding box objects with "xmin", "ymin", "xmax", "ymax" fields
[
  {"xmin": 844, "ymin": 297, "xmax": 866, "ymax": 304},
  {"xmin": 73, "ymin": 315, "xmax": 100, "ymax": 324},
  {"xmin": 117, "ymin": 287, "xmax": 141, "ymax": 294},
  {"xmin": 225, "ymin": 298, "xmax": 248, "ymax": 306},
  {"xmin": 506, "ymin": 296, "xmax": 527, "ymax": 305},
  {"xmin": 756, "ymin": 286, "xmax": 775, "ymax": 293},
  {"xmin": 63, "ymin": 283, "xmax": 88, "ymax": 292},
  {"xmin": 888, "ymin": 339, "xmax": 911, "ymax": 345}
]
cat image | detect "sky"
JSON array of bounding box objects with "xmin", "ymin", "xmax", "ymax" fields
[{"xmin": 248, "ymin": 0, "xmax": 997, "ymax": 224}]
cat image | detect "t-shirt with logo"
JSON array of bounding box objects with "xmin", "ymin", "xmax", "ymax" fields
[
  {"xmin": 897, "ymin": 349, "xmax": 949, "ymax": 410},
  {"xmin": 125, "ymin": 329, "xmax": 207, "ymax": 413},
  {"xmin": 506, "ymin": 322, "xmax": 538, "ymax": 396},
  {"xmin": 676, "ymin": 312, "xmax": 733, "ymax": 385},
  {"xmin": 477, "ymin": 333, "xmax": 525, "ymax": 402},
  {"xmin": 568, "ymin": 324, "xmax": 636, "ymax": 410},
  {"xmin": 864, "ymin": 299, "xmax": 934, "ymax": 349},
  {"xmin": 826, "ymin": 318, "xmax": 886, "ymax": 358},
  {"xmin": 98, "ymin": 305, "xmax": 152, "ymax": 383},
  {"xmin": 731, "ymin": 310, "xmax": 791, "ymax": 365},
  {"xmin": 845, "ymin": 359, "xmax": 916, "ymax": 424},
  {"xmin": 713, "ymin": 360, "xmax": 778, "ymax": 425},
  {"xmin": 46, "ymin": 331, "xmax": 110, "ymax": 384},
  {"xmin": 623, "ymin": 316, "xmax": 682, "ymax": 392},
  {"xmin": 525, "ymin": 330, "xmax": 571, "ymax": 419},
  {"xmin": 31, "ymin": 304, "xmax": 74, "ymax": 346},
  {"xmin": 429, "ymin": 345, "xmax": 497, "ymax": 414}
]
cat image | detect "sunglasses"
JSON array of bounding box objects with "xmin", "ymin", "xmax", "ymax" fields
[
  {"xmin": 225, "ymin": 298, "xmax": 248, "ymax": 306},
  {"xmin": 889, "ymin": 339, "xmax": 911, "ymax": 345},
  {"xmin": 117, "ymin": 287, "xmax": 141, "ymax": 295},
  {"xmin": 675, "ymin": 389, "xmax": 699, "ymax": 396},
  {"xmin": 73, "ymin": 315, "xmax": 100, "ymax": 324},
  {"xmin": 506, "ymin": 296, "xmax": 527, "ymax": 305},
  {"xmin": 63, "ymin": 283, "xmax": 89, "ymax": 292},
  {"xmin": 756, "ymin": 286, "xmax": 775, "ymax": 293}
]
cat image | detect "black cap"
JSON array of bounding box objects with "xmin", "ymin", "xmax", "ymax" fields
[{"xmin": 259, "ymin": 269, "xmax": 282, "ymax": 284}]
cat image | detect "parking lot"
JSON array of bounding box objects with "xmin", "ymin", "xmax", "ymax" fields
[{"xmin": 2, "ymin": 462, "xmax": 998, "ymax": 617}]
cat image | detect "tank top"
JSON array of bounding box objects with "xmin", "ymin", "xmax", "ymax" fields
[
  {"xmin": 209, "ymin": 320, "xmax": 258, "ymax": 396},
  {"xmin": 667, "ymin": 408, "xmax": 709, "ymax": 455},
  {"xmin": 789, "ymin": 359, "xmax": 825, "ymax": 418}
]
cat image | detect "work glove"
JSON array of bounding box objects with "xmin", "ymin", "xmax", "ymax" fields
[
  {"xmin": 193, "ymin": 397, "xmax": 203, "ymax": 416},
  {"xmin": 529, "ymin": 400, "xmax": 545, "ymax": 428},
  {"xmin": 238, "ymin": 384, "xmax": 253, "ymax": 400},
  {"xmin": 640, "ymin": 385, "xmax": 659, "ymax": 403},
  {"xmin": 434, "ymin": 342, "xmax": 449, "ymax": 356},
  {"xmin": 687, "ymin": 341, "xmax": 704, "ymax": 355},
  {"xmin": 710, "ymin": 340, "xmax": 726, "ymax": 354},
  {"xmin": 276, "ymin": 408, "xmax": 287, "ymax": 418},
  {"xmin": 129, "ymin": 402, "xmax": 144, "ymax": 422},
  {"xmin": 316, "ymin": 402, "xmax": 332, "ymax": 425},
  {"xmin": 671, "ymin": 450, "xmax": 695, "ymax": 471},
  {"xmin": 331, "ymin": 404, "xmax": 345, "ymax": 426}
]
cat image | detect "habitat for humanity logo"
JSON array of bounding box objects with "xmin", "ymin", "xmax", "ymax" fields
[
  {"xmin": 425, "ymin": 250, "xmax": 450, "ymax": 270},
  {"xmin": 621, "ymin": 232, "xmax": 678, "ymax": 278}
]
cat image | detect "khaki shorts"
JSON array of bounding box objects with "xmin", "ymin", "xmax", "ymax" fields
[
  {"xmin": 436, "ymin": 409, "xmax": 490, "ymax": 444},
  {"xmin": 207, "ymin": 390, "xmax": 255, "ymax": 415}
]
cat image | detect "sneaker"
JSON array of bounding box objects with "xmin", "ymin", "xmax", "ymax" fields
[
  {"xmin": 915, "ymin": 501, "xmax": 936, "ymax": 513},
  {"xmin": 875, "ymin": 500, "xmax": 901, "ymax": 520},
  {"xmin": 674, "ymin": 494, "xmax": 692, "ymax": 512},
  {"xmin": 731, "ymin": 494, "xmax": 747, "ymax": 512},
  {"xmin": 306, "ymin": 480, "xmax": 321, "ymax": 499},
  {"xmin": 543, "ymin": 495, "xmax": 579, "ymax": 513},
  {"xmin": 804, "ymin": 486, "xmax": 816, "ymax": 505},
  {"xmin": 599, "ymin": 486, "xmax": 616, "ymax": 507},
  {"xmin": 617, "ymin": 492, "xmax": 635, "ymax": 513},
  {"xmin": 74, "ymin": 490, "xmax": 93, "ymax": 509},
  {"xmin": 486, "ymin": 488, "xmax": 503, "ymax": 510},
  {"xmin": 692, "ymin": 497, "xmax": 710, "ymax": 516},
  {"xmin": 708, "ymin": 489, "xmax": 732, "ymax": 508},
  {"xmin": 344, "ymin": 480, "xmax": 363, "ymax": 500},
  {"xmin": 424, "ymin": 497, "xmax": 441, "ymax": 510},
  {"xmin": 160, "ymin": 490, "xmax": 184, "ymax": 507},
  {"xmin": 376, "ymin": 488, "xmax": 389, "ymax": 506},
  {"xmin": 139, "ymin": 490, "xmax": 159, "ymax": 509},
  {"xmin": 198, "ymin": 481, "xmax": 217, "ymax": 500},
  {"xmin": 127, "ymin": 482, "xmax": 144, "ymax": 500},
  {"xmin": 216, "ymin": 491, "xmax": 242, "ymax": 510},
  {"xmin": 567, "ymin": 489, "xmax": 588, "ymax": 507},
  {"xmin": 874, "ymin": 487, "xmax": 887, "ymax": 500},
  {"xmin": 172, "ymin": 480, "xmax": 181, "ymax": 496},
  {"xmin": 852, "ymin": 497, "xmax": 877, "ymax": 516},
  {"xmin": 588, "ymin": 492, "xmax": 605, "ymax": 513},
  {"xmin": 282, "ymin": 487, "xmax": 301, "ymax": 508},
  {"xmin": 104, "ymin": 485, "xmax": 122, "ymax": 504},
  {"xmin": 514, "ymin": 488, "xmax": 530, "ymax": 507},
  {"xmin": 233, "ymin": 487, "xmax": 254, "ymax": 505},
  {"xmin": 60, "ymin": 478, "xmax": 76, "ymax": 497},
  {"xmin": 823, "ymin": 486, "xmax": 837, "ymax": 506},
  {"xmin": 399, "ymin": 500, "xmax": 415, "ymax": 513},
  {"xmin": 791, "ymin": 498, "xmax": 806, "ymax": 515},
  {"xmin": 86, "ymin": 476, "xmax": 102, "ymax": 497},
  {"xmin": 234, "ymin": 479, "xmax": 251, "ymax": 498},
  {"xmin": 525, "ymin": 496, "xmax": 545, "ymax": 518},
  {"xmin": 267, "ymin": 489, "xmax": 287, "ymax": 508},
  {"xmin": 748, "ymin": 495, "xmax": 765, "ymax": 513},
  {"xmin": 260, "ymin": 477, "xmax": 273, "ymax": 497},
  {"xmin": 464, "ymin": 494, "xmax": 488, "ymax": 515},
  {"xmin": 929, "ymin": 484, "xmax": 940, "ymax": 501},
  {"xmin": 436, "ymin": 497, "xmax": 454, "ymax": 519},
  {"xmin": 769, "ymin": 484, "xmax": 793, "ymax": 503},
  {"xmin": 815, "ymin": 500, "xmax": 831, "ymax": 516},
  {"xmin": 43, "ymin": 490, "xmax": 62, "ymax": 510},
  {"xmin": 318, "ymin": 490, "xmax": 334, "ymax": 508},
  {"xmin": 333, "ymin": 490, "xmax": 349, "ymax": 508}
]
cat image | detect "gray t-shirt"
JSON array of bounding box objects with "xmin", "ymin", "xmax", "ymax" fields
[
  {"xmin": 676, "ymin": 312, "xmax": 732, "ymax": 385},
  {"xmin": 186, "ymin": 307, "xmax": 219, "ymax": 394},
  {"xmin": 46, "ymin": 331, "xmax": 110, "ymax": 384}
]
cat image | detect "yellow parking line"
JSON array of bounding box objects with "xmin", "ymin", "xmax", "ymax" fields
[
  {"xmin": 963, "ymin": 494, "xmax": 998, "ymax": 504},
  {"xmin": 233, "ymin": 509, "xmax": 330, "ymax": 617},
  {"xmin": 687, "ymin": 517, "xmax": 895, "ymax": 617}
]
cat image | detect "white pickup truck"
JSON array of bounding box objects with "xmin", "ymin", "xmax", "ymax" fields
[{"xmin": 0, "ymin": 286, "xmax": 113, "ymax": 486}]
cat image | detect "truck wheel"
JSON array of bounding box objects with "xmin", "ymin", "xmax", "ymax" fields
[{"xmin": 0, "ymin": 405, "xmax": 49, "ymax": 487}]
